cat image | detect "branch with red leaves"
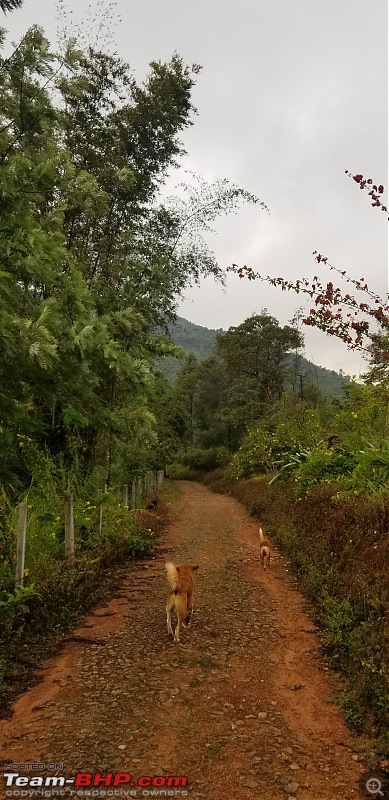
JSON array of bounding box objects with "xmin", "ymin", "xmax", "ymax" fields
[
  {"xmin": 227, "ymin": 172, "xmax": 388, "ymax": 366},
  {"xmin": 345, "ymin": 170, "xmax": 388, "ymax": 219}
]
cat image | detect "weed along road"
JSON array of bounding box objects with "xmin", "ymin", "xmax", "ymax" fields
[{"xmin": 0, "ymin": 482, "xmax": 366, "ymax": 800}]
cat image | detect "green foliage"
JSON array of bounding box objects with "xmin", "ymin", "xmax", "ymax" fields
[
  {"xmin": 168, "ymin": 316, "xmax": 222, "ymax": 358},
  {"xmin": 229, "ymin": 375, "xmax": 389, "ymax": 501},
  {"xmin": 0, "ymin": 584, "xmax": 39, "ymax": 628},
  {"xmin": 216, "ymin": 313, "xmax": 304, "ymax": 426},
  {"xmin": 340, "ymin": 439, "xmax": 389, "ymax": 496},
  {"xmin": 331, "ymin": 382, "xmax": 389, "ymax": 451},
  {"xmin": 0, "ymin": 457, "xmax": 163, "ymax": 712},
  {"xmin": 0, "ymin": 21, "xmax": 264, "ymax": 493},
  {"xmin": 178, "ymin": 446, "xmax": 230, "ymax": 472},
  {"xmin": 230, "ymin": 405, "xmax": 325, "ymax": 480},
  {"xmin": 284, "ymin": 446, "xmax": 356, "ymax": 496},
  {"xmin": 167, "ymin": 445, "xmax": 230, "ymax": 480}
]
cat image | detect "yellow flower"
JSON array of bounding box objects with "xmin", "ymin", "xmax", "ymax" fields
[
  {"xmin": 51, "ymin": 532, "xmax": 56, "ymax": 539},
  {"xmin": 55, "ymin": 516, "xmax": 61, "ymax": 521},
  {"xmin": 27, "ymin": 504, "xmax": 33, "ymax": 510},
  {"xmin": 24, "ymin": 568, "xmax": 29, "ymax": 576}
]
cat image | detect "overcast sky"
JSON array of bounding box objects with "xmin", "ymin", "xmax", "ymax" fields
[{"xmin": 3, "ymin": 0, "xmax": 388, "ymax": 376}]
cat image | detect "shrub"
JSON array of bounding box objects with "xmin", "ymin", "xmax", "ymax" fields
[
  {"xmin": 230, "ymin": 410, "xmax": 324, "ymax": 480},
  {"xmin": 167, "ymin": 446, "xmax": 230, "ymax": 477}
]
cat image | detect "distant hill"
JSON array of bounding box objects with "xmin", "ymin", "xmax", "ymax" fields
[
  {"xmin": 167, "ymin": 316, "xmax": 222, "ymax": 356},
  {"xmin": 159, "ymin": 317, "xmax": 349, "ymax": 396},
  {"xmin": 158, "ymin": 317, "xmax": 222, "ymax": 383}
]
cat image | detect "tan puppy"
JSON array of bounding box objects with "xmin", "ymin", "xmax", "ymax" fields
[
  {"xmin": 165, "ymin": 562, "xmax": 199, "ymax": 642},
  {"xmin": 259, "ymin": 527, "xmax": 271, "ymax": 569}
]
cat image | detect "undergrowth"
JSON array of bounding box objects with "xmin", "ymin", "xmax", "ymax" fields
[
  {"xmin": 204, "ymin": 469, "xmax": 389, "ymax": 758},
  {"xmin": 0, "ymin": 481, "xmax": 168, "ymax": 716}
]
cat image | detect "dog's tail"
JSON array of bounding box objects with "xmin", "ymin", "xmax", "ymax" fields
[
  {"xmin": 165, "ymin": 562, "xmax": 180, "ymax": 595},
  {"xmin": 259, "ymin": 527, "xmax": 266, "ymax": 543}
]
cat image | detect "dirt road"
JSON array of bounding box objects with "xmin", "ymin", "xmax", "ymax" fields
[{"xmin": 0, "ymin": 482, "xmax": 366, "ymax": 799}]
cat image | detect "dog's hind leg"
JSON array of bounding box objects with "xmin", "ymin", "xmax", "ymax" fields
[
  {"xmin": 174, "ymin": 595, "xmax": 186, "ymax": 642},
  {"xmin": 166, "ymin": 594, "xmax": 174, "ymax": 636},
  {"xmin": 185, "ymin": 594, "xmax": 194, "ymax": 627}
]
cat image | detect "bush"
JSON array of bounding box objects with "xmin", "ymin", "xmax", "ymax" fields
[
  {"xmin": 290, "ymin": 445, "xmax": 356, "ymax": 496},
  {"xmin": 230, "ymin": 410, "xmax": 324, "ymax": 480},
  {"xmin": 168, "ymin": 446, "xmax": 230, "ymax": 476}
]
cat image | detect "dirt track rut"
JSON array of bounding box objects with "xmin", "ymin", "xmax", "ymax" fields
[{"xmin": 0, "ymin": 481, "xmax": 365, "ymax": 799}]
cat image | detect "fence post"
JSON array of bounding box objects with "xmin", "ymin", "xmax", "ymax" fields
[
  {"xmin": 98, "ymin": 488, "xmax": 103, "ymax": 536},
  {"xmin": 122, "ymin": 483, "xmax": 128, "ymax": 507},
  {"xmin": 15, "ymin": 501, "xmax": 27, "ymax": 589},
  {"xmin": 64, "ymin": 493, "xmax": 75, "ymax": 565}
]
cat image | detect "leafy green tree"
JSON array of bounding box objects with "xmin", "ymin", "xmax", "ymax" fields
[
  {"xmin": 0, "ymin": 19, "xmax": 267, "ymax": 490},
  {"xmin": 171, "ymin": 353, "xmax": 200, "ymax": 446},
  {"xmin": 216, "ymin": 313, "xmax": 303, "ymax": 434},
  {"xmin": 192, "ymin": 356, "xmax": 231, "ymax": 448}
]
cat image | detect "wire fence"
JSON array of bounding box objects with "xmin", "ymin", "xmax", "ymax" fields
[{"xmin": 14, "ymin": 470, "xmax": 165, "ymax": 588}]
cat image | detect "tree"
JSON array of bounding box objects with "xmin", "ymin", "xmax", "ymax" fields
[
  {"xmin": 215, "ymin": 314, "xmax": 303, "ymax": 432},
  {"xmin": 193, "ymin": 356, "xmax": 230, "ymax": 448},
  {"xmin": 0, "ymin": 20, "xmax": 268, "ymax": 490},
  {"xmin": 171, "ymin": 353, "xmax": 200, "ymax": 446},
  {"xmin": 0, "ymin": 0, "xmax": 23, "ymax": 13}
]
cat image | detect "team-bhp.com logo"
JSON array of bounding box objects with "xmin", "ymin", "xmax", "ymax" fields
[{"xmin": 3, "ymin": 772, "xmax": 188, "ymax": 797}]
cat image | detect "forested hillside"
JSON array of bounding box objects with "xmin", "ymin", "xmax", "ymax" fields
[{"xmin": 161, "ymin": 316, "xmax": 349, "ymax": 396}]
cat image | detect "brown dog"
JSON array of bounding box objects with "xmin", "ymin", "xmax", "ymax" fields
[
  {"xmin": 259, "ymin": 527, "xmax": 271, "ymax": 569},
  {"xmin": 165, "ymin": 562, "xmax": 199, "ymax": 642}
]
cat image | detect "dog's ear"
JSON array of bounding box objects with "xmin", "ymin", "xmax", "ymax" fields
[{"xmin": 192, "ymin": 564, "xmax": 199, "ymax": 571}]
